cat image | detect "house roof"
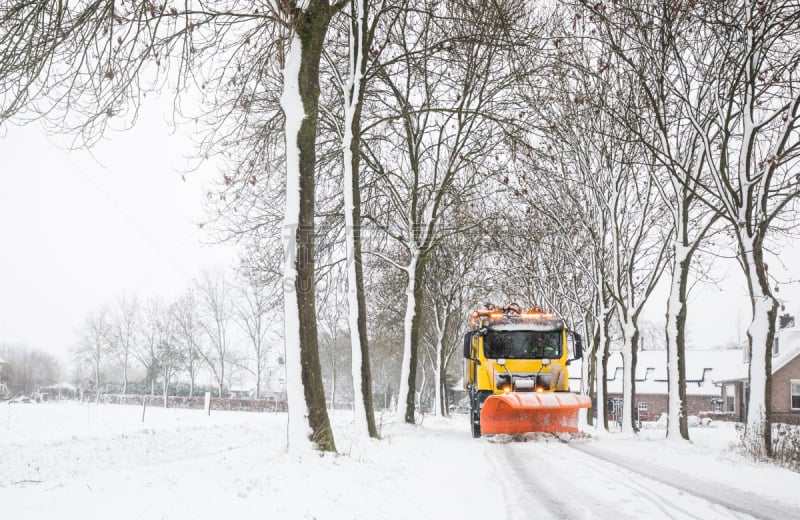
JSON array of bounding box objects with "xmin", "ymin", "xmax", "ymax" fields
[
  {"xmin": 569, "ymin": 349, "xmax": 745, "ymax": 396},
  {"xmin": 712, "ymin": 326, "xmax": 800, "ymax": 384},
  {"xmin": 772, "ymin": 327, "xmax": 800, "ymax": 373}
]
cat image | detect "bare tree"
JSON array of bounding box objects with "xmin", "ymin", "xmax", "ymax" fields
[
  {"xmin": 0, "ymin": 344, "xmax": 61, "ymax": 396},
  {"xmin": 157, "ymin": 308, "xmax": 183, "ymax": 407},
  {"xmin": 420, "ymin": 231, "xmax": 479, "ymax": 417},
  {"xmin": 362, "ymin": 0, "xmax": 544, "ymax": 423},
  {"xmin": 328, "ymin": 0, "xmax": 390, "ymax": 440},
  {"xmin": 512, "ymin": 29, "xmax": 620, "ymax": 430},
  {"xmin": 110, "ymin": 294, "xmax": 139, "ymax": 395},
  {"xmin": 75, "ymin": 305, "xmax": 112, "ymax": 403},
  {"xmin": 234, "ymin": 271, "xmax": 274, "ymax": 399},
  {"xmin": 606, "ymin": 165, "xmax": 672, "ymax": 434},
  {"xmin": 172, "ymin": 288, "xmax": 203, "ymax": 398},
  {"xmin": 275, "ymin": 0, "xmax": 350, "ymax": 453},
  {"xmin": 196, "ymin": 269, "xmax": 234, "ymax": 398},
  {"xmin": 135, "ymin": 298, "xmax": 166, "ymax": 396}
]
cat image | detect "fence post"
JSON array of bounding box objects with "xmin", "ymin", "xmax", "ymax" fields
[{"xmin": 204, "ymin": 391, "xmax": 211, "ymax": 416}]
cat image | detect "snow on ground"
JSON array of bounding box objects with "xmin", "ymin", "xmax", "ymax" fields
[
  {"xmin": 579, "ymin": 425, "xmax": 800, "ymax": 514},
  {"xmin": 2, "ymin": 402, "xmax": 800, "ymax": 519}
]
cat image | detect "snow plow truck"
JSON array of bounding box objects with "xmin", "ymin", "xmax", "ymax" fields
[{"xmin": 463, "ymin": 304, "xmax": 590, "ymax": 437}]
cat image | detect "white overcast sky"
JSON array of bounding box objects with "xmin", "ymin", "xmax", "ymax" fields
[
  {"xmin": 0, "ymin": 105, "xmax": 237, "ymax": 359},
  {"xmin": 0, "ymin": 103, "xmax": 798, "ymax": 360}
]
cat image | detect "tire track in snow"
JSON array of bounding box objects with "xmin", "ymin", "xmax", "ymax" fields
[
  {"xmin": 562, "ymin": 441, "xmax": 749, "ymax": 520},
  {"xmin": 570, "ymin": 443, "xmax": 797, "ymax": 520},
  {"xmin": 489, "ymin": 439, "xmax": 757, "ymax": 519},
  {"xmin": 483, "ymin": 442, "xmax": 523, "ymax": 520},
  {"xmin": 491, "ymin": 441, "xmax": 594, "ymax": 519},
  {"xmin": 499, "ymin": 444, "xmax": 593, "ymax": 520}
]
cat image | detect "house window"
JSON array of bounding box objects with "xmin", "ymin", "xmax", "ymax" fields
[
  {"xmin": 725, "ymin": 384, "xmax": 736, "ymax": 413},
  {"xmin": 711, "ymin": 399, "xmax": 722, "ymax": 413},
  {"xmin": 637, "ymin": 401, "xmax": 648, "ymax": 411},
  {"xmin": 791, "ymin": 381, "xmax": 800, "ymax": 410}
]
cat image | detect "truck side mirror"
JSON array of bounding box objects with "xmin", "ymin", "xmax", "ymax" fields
[
  {"xmin": 572, "ymin": 332, "xmax": 583, "ymax": 360},
  {"xmin": 463, "ymin": 332, "xmax": 473, "ymax": 359}
]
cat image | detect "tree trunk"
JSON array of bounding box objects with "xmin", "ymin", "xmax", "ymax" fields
[
  {"xmin": 94, "ymin": 362, "xmax": 100, "ymax": 405},
  {"xmin": 163, "ymin": 368, "xmax": 168, "ymax": 408},
  {"xmin": 218, "ymin": 345, "xmax": 226, "ymax": 398},
  {"xmin": 436, "ymin": 335, "xmax": 446, "ymax": 417},
  {"xmin": 281, "ymin": 1, "xmax": 336, "ymax": 452},
  {"xmin": 620, "ymin": 315, "xmax": 639, "ymax": 435},
  {"xmin": 397, "ymin": 255, "xmax": 424, "ymax": 423},
  {"xmin": 665, "ymin": 243, "xmax": 690, "ymax": 441},
  {"xmin": 432, "ymin": 364, "xmax": 441, "ymax": 417},
  {"xmin": 417, "ymin": 362, "xmax": 427, "ymax": 417},
  {"xmin": 343, "ymin": 0, "xmax": 378, "ymax": 439},
  {"xmin": 122, "ymin": 352, "xmax": 128, "ymax": 395},
  {"xmin": 595, "ymin": 291, "xmax": 611, "ymax": 431},
  {"xmin": 586, "ymin": 319, "xmax": 599, "ymax": 427},
  {"xmin": 741, "ymin": 235, "xmax": 777, "ymax": 458},
  {"xmin": 329, "ymin": 350, "xmax": 336, "ymax": 411}
]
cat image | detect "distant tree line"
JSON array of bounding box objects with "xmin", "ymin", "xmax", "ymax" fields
[
  {"xmin": 0, "ymin": 344, "xmax": 61, "ymax": 396},
  {"xmin": 71, "ymin": 268, "xmax": 281, "ymax": 406}
]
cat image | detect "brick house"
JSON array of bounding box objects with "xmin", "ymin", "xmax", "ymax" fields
[
  {"xmin": 593, "ymin": 349, "xmax": 745, "ymax": 423},
  {"xmin": 714, "ymin": 315, "xmax": 800, "ymax": 425}
]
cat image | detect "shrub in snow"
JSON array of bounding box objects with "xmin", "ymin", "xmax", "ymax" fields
[
  {"xmin": 687, "ymin": 416, "xmax": 700, "ymax": 427},
  {"xmin": 701, "ymin": 418, "xmax": 713, "ymax": 427},
  {"xmin": 772, "ymin": 423, "xmax": 800, "ymax": 472}
]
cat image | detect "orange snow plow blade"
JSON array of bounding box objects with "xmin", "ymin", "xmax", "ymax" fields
[{"xmin": 480, "ymin": 393, "xmax": 591, "ymax": 434}]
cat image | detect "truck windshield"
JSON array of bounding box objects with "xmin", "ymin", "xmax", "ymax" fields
[{"xmin": 483, "ymin": 330, "xmax": 562, "ymax": 359}]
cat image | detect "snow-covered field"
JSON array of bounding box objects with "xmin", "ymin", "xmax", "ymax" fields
[{"xmin": 2, "ymin": 402, "xmax": 799, "ymax": 519}]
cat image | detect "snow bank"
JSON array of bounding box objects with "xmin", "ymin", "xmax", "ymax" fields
[{"xmin": 0, "ymin": 403, "xmax": 504, "ymax": 519}]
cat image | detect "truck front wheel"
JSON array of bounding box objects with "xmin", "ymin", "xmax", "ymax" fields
[{"xmin": 470, "ymin": 389, "xmax": 491, "ymax": 438}]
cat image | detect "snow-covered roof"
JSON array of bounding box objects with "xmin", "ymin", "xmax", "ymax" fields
[
  {"xmin": 772, "ymin": 327, "xmax": 800, "ymax": 373},
  {"xmin": 569, "ymin": 349, "xmax": 746, "ymax": 396},
  {"xmin": 713, "ymin": 326, "xmax": 800, "ymax": 383},
  {"xmin": 569, "ymin": 326, "xmax": 800, "ymax": 393}
]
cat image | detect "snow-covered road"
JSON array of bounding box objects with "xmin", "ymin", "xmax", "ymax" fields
[
  {"xmin": 489, "ymin": 438, "xmax": 757, "ymax": 519},
  {"xmin": 570, "ymin": 442, "xmax": 799, "ymax": 519}
]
